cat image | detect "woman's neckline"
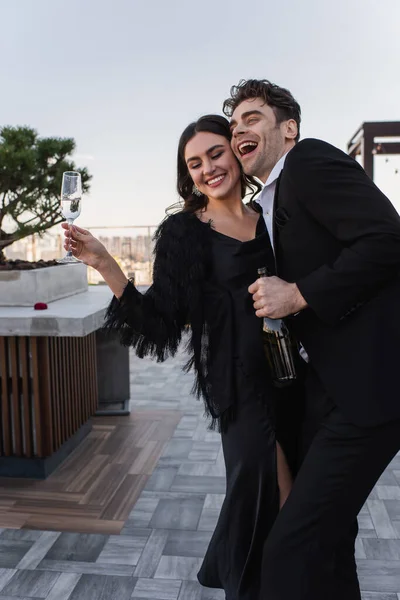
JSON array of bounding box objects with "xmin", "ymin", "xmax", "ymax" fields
[{"xmin": 195, "ymin": 212, "xmax": 264, "ymax": 244}]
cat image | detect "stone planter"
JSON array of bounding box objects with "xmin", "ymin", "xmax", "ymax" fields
[{"xmin": 0, "ymin": 264, "xmax": 88, "ymax": 306}]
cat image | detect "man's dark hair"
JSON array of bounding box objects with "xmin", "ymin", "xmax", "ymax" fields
[{"xmin": 223, "ymin": 79, "xmax": 301, "ymax": 142}]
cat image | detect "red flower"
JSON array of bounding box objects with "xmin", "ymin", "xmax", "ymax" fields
[{"xmin": 34, "ymin": 302, "xmax": 48, "ymax": 310}]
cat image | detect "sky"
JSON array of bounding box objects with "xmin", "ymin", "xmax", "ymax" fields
[{"xmin": 1, "ymin": 0, "xmax": 400, "ymax": 228}]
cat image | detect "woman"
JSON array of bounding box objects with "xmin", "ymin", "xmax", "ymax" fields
[{"xmin": 62, "ymin": 115, "xmax": 295, "ymax": 600}]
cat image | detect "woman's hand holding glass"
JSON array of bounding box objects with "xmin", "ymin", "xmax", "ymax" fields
[{"xmin": 61, "ymin": 223, "xmax": 110, "ymax": 271}]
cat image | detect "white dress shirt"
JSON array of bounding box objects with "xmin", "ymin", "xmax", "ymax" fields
[
  {"xmin": 257, "ymin": 152, "xmax": 309, "ymax": 362},
  {"xmin": 257, "ymin": 152, "xmax": 288, "ymax": 249}
]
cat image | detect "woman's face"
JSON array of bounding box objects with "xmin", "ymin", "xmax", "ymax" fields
[{"xmin": 184, "ymin": 132, "xmax": 241, "ymax": 200}]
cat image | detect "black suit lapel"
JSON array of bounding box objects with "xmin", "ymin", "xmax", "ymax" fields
[{"xmin": 272, "ymin": 172, "xmax": 282, "ymax": 261}]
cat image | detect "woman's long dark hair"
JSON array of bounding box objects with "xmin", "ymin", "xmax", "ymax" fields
[{"xmin": 176, "ymin": 114, "xmax": 261, "ymax": 214}]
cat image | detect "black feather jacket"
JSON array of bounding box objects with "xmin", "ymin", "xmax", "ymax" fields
[
  {"xmin": 104, "ymin": 209, "xmax": 273, "ymax": 430},
  {"xmin": 104, "ymin": 211, "xmax": 223, "ymax": 427}
]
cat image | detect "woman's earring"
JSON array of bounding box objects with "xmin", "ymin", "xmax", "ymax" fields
[{"xmin": 192, "ymin": 184, "xmax": 202, "ymax": 197}]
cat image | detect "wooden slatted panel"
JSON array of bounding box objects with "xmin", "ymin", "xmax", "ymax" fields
[
  {"xmin": 9, "ymin": 337, "xmax": 22, "ymax": 456},
  {"xmin": 37, "ymin": 337, "xmax": 53, "ymax": 457},
  {"xmin": 85, "ymin": 335, "xmax": 91, "ymax": 421},
  {"xmin": 19, "ymin": 337, "xmax": 33, "ymax": 457},
  {"xmin": 81, "ymin": 335, "xmax": 89, "ymax": 423},
  {"xmin": 89, "ymin": 333, "xmax": 98, "ymax": 414},
  {"xmin": 76, "ymin": 335, "xmax": 83, "ymax": 425},
  {"xmin": 0, "ymin": 337, "xmax": 12, "ymax": 456},
  {"xmin": 30, "ymin": 337, "xmax": 43, "ymax": 457},
  {"xmin": 66, "ymin": 338, "xmax": 73, "ymax": 440},
  {"xmin": 60, "ymin": 338, "xmax": 70, "ymax": 441},
  {"xmin": 1, "ymin": 333, "xmax": 98, "ymax": 460},
  {"xmin": 49, "ymin": 338, "xmax": 60, "ymax": 451},
  {"xmin": 46, "ymin": 333, "xmax": 98, "ymax": 452},
  {"xmin": 57, "ymin": 336, "xmax": 67, "ymax": 446},
  {"xmin": 72, "ymin": 337, "xmax": 79, "ymax": 431}
]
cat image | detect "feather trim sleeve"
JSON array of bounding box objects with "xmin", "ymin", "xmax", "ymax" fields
[{"xmin": 104, "ymin": 213, "xmax": 189, "ymax": 361}]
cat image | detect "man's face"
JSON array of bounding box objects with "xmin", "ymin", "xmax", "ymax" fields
[{"xmin": 230, "ymin": 98, "xmax": 296, "ymax": 182}]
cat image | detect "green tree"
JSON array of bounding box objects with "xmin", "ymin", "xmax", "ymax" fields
[{"xmin": 0, "ymin": 126, "xmax": 91, "ymax": 261}]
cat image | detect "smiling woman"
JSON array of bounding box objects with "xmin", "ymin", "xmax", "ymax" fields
[
  {"xmin": 61, "ymin": 113, "xmax": 302, "ymax": 600},
  {"xmin": 176, "ymin": 114, "xmax": 259, "ymax": 216}
]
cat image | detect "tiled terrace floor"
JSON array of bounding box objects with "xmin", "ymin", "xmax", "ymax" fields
[{"xmin": 1, "ymin": 345, "xmax": 400, "ymax": 599}]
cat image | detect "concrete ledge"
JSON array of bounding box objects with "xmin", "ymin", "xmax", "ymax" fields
[
  {"xmin": 0, "ymin": 286, "xmax": 114, "ymax": 336},
  {"xmin": 0, "ymin": 264, "xmax": 88, "ymax": 306}
]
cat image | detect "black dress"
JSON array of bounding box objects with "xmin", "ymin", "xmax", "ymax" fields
[
  {"xmin": 105, "ymin": 211, "xmax": 300, "ymax": 600},
  {"xmin": 196, "ymin": 217, "xmax": 281, "ymax": 600}
]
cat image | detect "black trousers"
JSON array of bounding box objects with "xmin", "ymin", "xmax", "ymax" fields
[{"xmin": 259, "ymin": 367, "xmax": 400, "ymax": 600}]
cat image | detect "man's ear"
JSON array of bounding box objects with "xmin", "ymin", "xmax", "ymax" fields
[{"xmin": 285, "ymin": 119, "xmax": 298, "ymax": 140}]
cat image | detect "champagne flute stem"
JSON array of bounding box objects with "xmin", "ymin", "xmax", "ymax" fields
[{"xmin": 67, "ymin": 219, "xmax": 74, "ymax": 257}]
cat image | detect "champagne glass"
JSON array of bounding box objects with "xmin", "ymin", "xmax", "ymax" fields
[{"xmin": 57, "ymin": 171, "xmax": 82, "ymax": 264}]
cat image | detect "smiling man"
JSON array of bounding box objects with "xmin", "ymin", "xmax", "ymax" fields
[{"xmin": 223, "ymin": 79, "xmax": 400, "ymax": 600}]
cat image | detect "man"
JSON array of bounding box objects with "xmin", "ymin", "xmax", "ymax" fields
[{"xmin": 224, "ymin": 79, "xmax": 400, "ymax": 600}]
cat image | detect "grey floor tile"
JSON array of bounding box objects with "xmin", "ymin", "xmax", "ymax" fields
[
  {"xmin": 0, "ymin": 570, "xmax": 16, "ymax": 594},
  {"xmin": 132, "ymin": 577, "xmax": 182, "ymax": 599},
  {"xmin": 188, "ymin": 444, "xmax": 220, "ymax": 462},
  {"xmin": 37, "ymin": 559, "xmax": 134, "ymax": 576},
  {"xmin": 149, "ymin": 497, "xmax": 204, "ymax": 531},
  {"xmin": 134, "ymin": 530, "xmax": 169, "ymax": 578},
  {"xmin": 358, "ymin": 559, "xmax": 400, "ymax": 592},
  {"xmin": 44, "ymin": 533, "xmax": 108, "ymax": 562},
  {"xmin": 359, "ymin": 514, "xmax": 375, "ymax": 530},
  {"xmin": 178, "ymin": 464, "xmax": 223, "ymax": 477},
  {"xmin": 162, "ymin": 440, "xmax": 193, "ymax": 459},
  {"xmin": 392, "ymin": 521, "xmax": 400, "ymax": 538},
  {"xmin": 0, "ymin": 531, "xmax": 42, "ymax": 542},
  {"xmin": 127, "ymin": 498, "xmax": 160, "ymax": 528},
  {"xmin": 376, "ymin": 486, "xmax": 400, "ymax": 500},
  {"xmin": 0, "ymin": 541, "xmax": 35, "ymax": 569},
  {"xmin": 361, "ymin": 594, "xmax": 398, "ymax": 600},
  {"xmin": 154, "ymin": 556, "xmax": 203, "ymax": 581},
  {"xmin": 363, "ymin": 538, "xmax": 400, "ymax": 560},
  {"xmin": 377, "ymin": 471, "xmax": 399, "ymax": 486},
  {"xmin": 142, "ymin": 490, "xmax": 206, "ymax": 500},
  {"xmin": 384, "ymin": 500, "xmax": 400, "ymax": 521},
  {"xmin": 389, "ymin": 457, "xmax": 400, "ymax": 470},
  {"xmin": 359, "ymin": 504, "xmax": 371, "ymax": 515},
  {"xmin": 201, "ymin": 588, "xmax": 225, "ymax": 600},
  {"xmin": 170, "ymin": 476, "xmax": 226, "ymax": 494},
  {"xmin": 204, "ymin": 495, "xmax": 225, "ymax": 510},
  {"xmin": 355, "ymin": 537, "xmax": 367, "ymax": 559},
  {"xmin": 359, "ymin": 529, "xmax": 378, "ymax": 539},
  {"xmin": 173, "ymin": 429, "xmax": 196, "ymax": 440},
  {"xmin": 176, "ymin": 417, "xmax": 199, "ymax": 430},
  {"xmin": 96, "ymin": 535, "xmax": 146, "ymax": 566},
  {"xmin": 45, "ymin": 573, "xmax": 81, "ymax": 600},
  {"xmin": 145, "ymin": 468, "xmax": 179, "ymax": 492},
  {"xmin": 1, "ymin": 569, "xmax": 60, "ymax": 598},
  {"xmin": 197, "ymin": 510, "xmax": 220, "ymax": 532},
  {"xmin": 68, "ymin": 574, "xmax": 137, "ymax": 600},
  {"xmin": 164, "ymin": 531, "xmax": 212, "ymax": 558},
  {"xmin": 0, "ymin": 596, "xmax": 33, "ymax": 600},
  {"xmin": 177, "ymin": 580, "xmax": 202, "ymax": 600},
  {"xmin": 17, "ymin": 532, "xmax": 60, "ymax": 570},
  {"xmin": 367, "ymin": 500, "xmax": 398, "ymax": 539}
]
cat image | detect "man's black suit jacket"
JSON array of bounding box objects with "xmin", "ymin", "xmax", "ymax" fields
[{"xmin": 274, "ymin": 138, "xmax": 400, "ymax": 427}]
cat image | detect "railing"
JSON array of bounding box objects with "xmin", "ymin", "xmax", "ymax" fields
[
  {"xmin": 5, "ymin": 225, "xmax": 158, "ymax": 286},
  {"xmin": 86, "ymin": 225, "xmax": 157, "ymax": 286}
]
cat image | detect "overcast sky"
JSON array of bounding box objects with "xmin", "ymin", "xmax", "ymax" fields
[{"xmin": 1, "ymin": 0, "xmax": 400, "ymax": 227}]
